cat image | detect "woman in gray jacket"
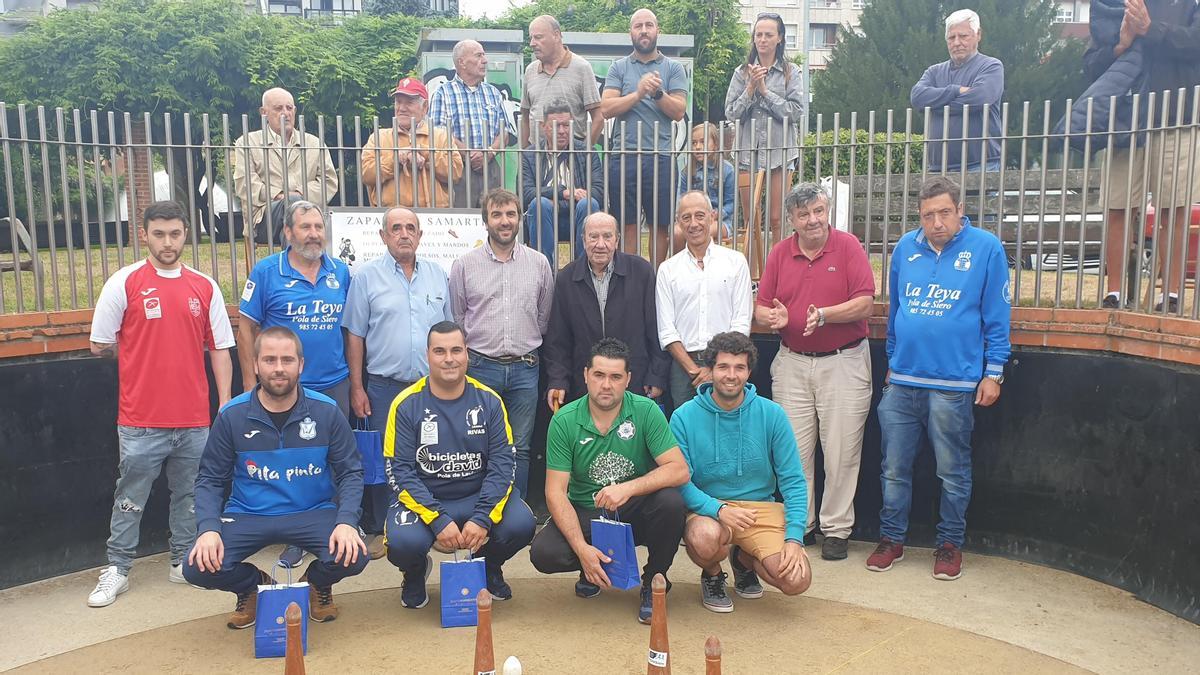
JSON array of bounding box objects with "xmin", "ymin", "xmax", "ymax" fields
[{"xmin": 725, "ymin": 13, "xmax": 805, "ymax": 251}]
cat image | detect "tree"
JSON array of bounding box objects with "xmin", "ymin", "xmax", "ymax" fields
[
  {"xmin": 812, "ymin": 0, "xmax": 1088, "ymax": 133},
  {"xmin": 491, "ymin": 0, "xmax": 747, "ymax": 120},
  {"xmin": 365, "ymin": 0, "xmax": 458, "ymax": 17}
]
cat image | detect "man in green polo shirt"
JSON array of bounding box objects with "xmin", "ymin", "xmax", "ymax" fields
[{"xmin": 530, "ymin": 337, "xmax": 690, "ymax": 625}]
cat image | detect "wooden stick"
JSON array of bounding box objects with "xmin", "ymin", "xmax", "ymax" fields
[
  {"xmin": 474, "ymin": 589, "xmax": 495, "ymax": 675},
  {"xmin": 284, "ymin": 601, "xmax": 305, "ymax": 675},
  {"xmin": 647, "ymin": 573, "xmax": 670, "ymax": 674},
  {"xmin": 704, "ymin": 636, "xmax": 721, "ymax": 675}
]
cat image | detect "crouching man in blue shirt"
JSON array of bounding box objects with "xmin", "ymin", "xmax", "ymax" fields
[
  {"xmin": 382, "ymin": 321, "xmax": 535, "ymax": 608},
  {"xmin": 185, "ymin": 326, "xmax": 368, "ymax": 628},
  {"xmin": 866, "ymin": 176, "xmax": 1010, "ymax": 581},
  {"xmin": 671, "ymin": 331, "xmax": 811, "ymax": 614}
]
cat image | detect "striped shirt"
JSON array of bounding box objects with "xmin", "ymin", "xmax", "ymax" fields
[
  {"xmin": 449, "ymin": 240, "xmax": 554, "ymax": 358},
  {"xmin": 428, "ymin": 75, "xmax": 506, "ymax": 150}
]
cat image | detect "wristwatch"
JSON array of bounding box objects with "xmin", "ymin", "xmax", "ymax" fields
[
  {"xmin": 816, "ymin": 307, "xmax": 826, "ymax": 328},
  {"xmin": 985, "ymin": 374, "xmax": 1004, "ymax": 385},
  {"xmin": 651, "ymin": 89, "xmax": 664, "ymax": 101}
]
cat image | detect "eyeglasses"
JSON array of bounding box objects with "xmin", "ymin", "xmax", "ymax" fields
[{"xmin": 757, "ymin": 12, "xmax": 781, "ymax": 20}]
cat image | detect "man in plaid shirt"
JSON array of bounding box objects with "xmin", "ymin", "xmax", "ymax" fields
[{"xmin": 429, "ymin": 39, "xmax": 509, "ymax": 208}]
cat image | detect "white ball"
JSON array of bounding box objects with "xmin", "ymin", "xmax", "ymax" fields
[{"xmin": 502, "ymin": 655, "xmax": 523, "ymax": 675}]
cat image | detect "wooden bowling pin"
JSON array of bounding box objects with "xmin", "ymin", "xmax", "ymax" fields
[
  {"xmin": 647, "ymin": 573, "xmax": 670, "ymax": 674},
  {"xmin": 474, "ymin": 589, "xmax": 495, "ymax": 675},
  {"xmin": 704, "ymin": 636, "xmax": 721, "ymax": 675},
  {"xmin": 284, "ymin": 601, "xmax": 305, "ymax": 675}
]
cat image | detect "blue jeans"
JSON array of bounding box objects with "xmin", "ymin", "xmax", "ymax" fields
[
  {"xmin": 466, "ymin": 353, "xmax": 539, "ymax": 500},
  {"xmin": 385, "ymin": 495, "xmax": 535, "ymax": 574},
  {"xmin": 525, "ymin": 196, "xmax": 597, "ymax": 267},
  {"xmin": 360, "ymin": 375, "xmax": 415, "ymax": 534},
  {"xmin": 183, "ymin": 508, "xmax": 368, "ymax": 593},
  {"xmin": 107, "ymin": 426, "xmax": 208, "ymax": 572},
  {"xmin": 877, "ymin": 384, "xmax": 975, "ymax": 548}
]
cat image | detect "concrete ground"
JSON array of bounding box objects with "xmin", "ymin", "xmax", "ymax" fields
[{"xmin": 2, "ymin": 540, "xmax": 1197, "ymax": 673}]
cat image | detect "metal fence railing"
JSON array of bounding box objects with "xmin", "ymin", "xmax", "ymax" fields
[{"xmin": 1, "ymin": 88, "xmax": 1198, "ymax": 320}]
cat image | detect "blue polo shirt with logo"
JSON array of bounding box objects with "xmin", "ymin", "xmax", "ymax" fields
[{"xmin": 240, "ymin": 249, "xmax": 352, "ymax": 390}]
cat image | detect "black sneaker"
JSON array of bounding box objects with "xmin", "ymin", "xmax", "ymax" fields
[
  {"xmin": 729, "ymin": 546, "xmax": 763, "ymax": 599},
  {"xmin": 1101, "ymin": 294, "xmax": 1121, "ymax": 309},
  {"xmin": 699, "ymin": 571, "xmax": 733, "ymax": 613},
  {"xmin": 400, "ymin": 554, "xmax": 432, "ymax": 609},
  {"xmin": 574, "ymin": 572, "xmax": 601, "ymax": 599},
  {"xmin": 1154, "ymin": 296, "xmax": 1180, "ymax": 313},
  {"xmin": 486, "ymin": 565, "xmax": 512, "ymax": 601},
  {"xmin": 821, "ymin": 536, "xmax": 848, "ymax": 561}
]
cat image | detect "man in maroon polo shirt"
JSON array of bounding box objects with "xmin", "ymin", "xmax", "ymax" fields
[{"xmin": 755, "ymin": 183, "xmax": 875, "ymax": 562}]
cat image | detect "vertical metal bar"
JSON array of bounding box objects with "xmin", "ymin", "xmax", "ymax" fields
[
  {"xmin": 200, "ymin": 113, "xmax": 219, "ymax": 281},
  {"xmin": 1033, "ymin": 100, "xmax": 1051, "ymax": 307},
  {"xmin": 1013, "ymin": 101, "xmax": 1030, "ymax": 306},
  {"xmin": 72, "ymin": 108, "xmax": 95, "ymax": 305},
  {"xmin": 1074, "ymin": 99, "xmax": 1093, "ymax": 309},
  {"xmin": 182, "ymin": 112, "xmax": 201, "ymax": 270},
  {"xmin": 1131, "ymin": 93, "xmax": 1153, "ymax": 312},
  {"xmin": 880, "ymin": 109, "xmax": 894, "ymax": 298},
  {"xmin": 107, "ymin": 112, "xmax": 124, "ymax": 269},
  {"xmin": 1096, "ymin": 95, "xmax": 1117, "ymax": 306},
  {"xmin": 1055, "ymin": 98, "xmax": 1073, "ymax": 307},
  {"xmin": 335, "ymin": 115, "xmax": 346, "ymax": 209},
  {"xmin": 0, "ymin": 104, "xmax": 24, "ymax": 310},
  {"xmin": 54, "ymin": 107, "xmax": 78, "ymax": 308},
  {"xmin": 221, "ymin": 114, "xmax": 240, "ymax": 292},
  {"xmin": 37, "ymin": 106, "xmax": 62, "ymax": 309},
  {"xmin": 863, "ymin": 111, "xmax": 874, "ymax": 271}
]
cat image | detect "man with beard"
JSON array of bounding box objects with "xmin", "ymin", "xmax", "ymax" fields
[
  {"xmin": 382, "ymin": 322, "xmax": 536, "ymax": 607},
  {"xmin": 185, "ymin": 326, "xmax": 368, "ymax": 628},
  {"xmin": 530, "ymin": 338, "xmax": 689, "ymax": 625},
  {"xmin": 601, "ymin": 8, "xmax": 688, "ymax": 266},
  {"xmin": 449, "ymin": 188, "xmax": 554, "ymax": 500},
  {"xmin": 87, "ymin": 200, "xmax": 234, "ymax": 608},
  {"xmin": 238, "ymin": 200, "xmax": 352, "ymax": 568},
  {"xmin": 671, "ymin": 331, "xmax": 811, "ymax": 614}
]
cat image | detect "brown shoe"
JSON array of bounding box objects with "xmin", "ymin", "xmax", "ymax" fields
[
  {"xmin": 227, "ymin": 568, "xmax": 273, "ymax": 629},
  {"xmin": 302, "ymin": 575, "xmax": 339, "ymax": 622}
]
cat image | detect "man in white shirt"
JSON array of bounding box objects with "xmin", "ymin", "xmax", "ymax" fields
[{"xmin": 655, "ymin": 190, "xmax": 752, "ymax": 410}]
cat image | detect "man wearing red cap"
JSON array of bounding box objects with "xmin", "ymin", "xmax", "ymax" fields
[{"xmin": 361, "ymin": 78, "xmax": 464, "ymax": 209}]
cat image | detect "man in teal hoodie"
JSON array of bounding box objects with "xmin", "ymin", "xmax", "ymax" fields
[{"xmin": 671, "ymin": 331, "xmax": 811, "ymax": 613}]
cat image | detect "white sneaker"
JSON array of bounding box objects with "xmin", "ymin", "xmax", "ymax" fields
[
  {"xmin": 169, "ymin": 563, "xmax": 187, "ymax": 584},
  {"xmin": 87, "ymin": 566, "xmax": 129, "ymax": 607}
]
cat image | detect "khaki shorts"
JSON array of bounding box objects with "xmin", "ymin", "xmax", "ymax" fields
[
  {"xmin": 1102, "ymin": 128, "xmax": 1200, "ymax": 210},
  {"xmin": 688, "ymin": 500, "xmax": 787, "ymax": 561}
]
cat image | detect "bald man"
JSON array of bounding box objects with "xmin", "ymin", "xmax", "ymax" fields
[
  {"xmin": 601, "ymin": 8, "xmax": 688, "ymax": 266},
  {"xmin": 429, "ymin": 40, "xmax": 507, "ymax": 208},
  {"xmin": 232, "ymin": 87, "xmax": 338, "ymax": 244},
  {"xmin": 521, "ymin": 14, "xmax": 604, "ymax": 147}
]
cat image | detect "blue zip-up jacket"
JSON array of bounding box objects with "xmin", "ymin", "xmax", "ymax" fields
[
  {"xmin": 670, "ymin": 383, "xmax": 809, "ymax": 542},
  {"xmin": 194, "ymin": 386, "xmax": 364, "ymax": 535},
  {"xmin": 887, "ymin": 216, "xmax": 1011, "ymax": 391},
  {"xmin": 382, "ymin": 376, "xmax": 516, "ymax": 535}
]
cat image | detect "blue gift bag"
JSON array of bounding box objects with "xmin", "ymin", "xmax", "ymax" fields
[
  {"xmin": 440, "ymin": 551, "xmax": 486, "ymax": 628},
  {"xmin": 592, "ymin": 514, "xmax": 641, "ymax": 591},
  {"xmin": 254, "ymin": 566, "xmax": 309, "ymax": 659},
  {"xmin": 354, "ymin": 419, "xmax": 386, "ymax": 486}
]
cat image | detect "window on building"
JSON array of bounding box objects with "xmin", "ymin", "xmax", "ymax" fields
[
  {"xmin": 809, "ymin": 23, "xmax": 837, "ymax": 50},
  {"xmin": 1053, "ymin": 5, "xmax": 1074, "ymax": 23},
  {"xmin": 852, "ymin": 0, "xmax": 868, "ymax": 9},
  {"xmin": 785, "ymin": 24, "xmax": 799, "ymax": 50},
  {"xmin": 810, "ymin": 0, "xmax": 841, "ymax": 8}
]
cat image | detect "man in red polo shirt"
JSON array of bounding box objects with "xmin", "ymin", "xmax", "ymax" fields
[{"xmin": 755, "ymin": 183, "xmax": 875, "ymax": 562}]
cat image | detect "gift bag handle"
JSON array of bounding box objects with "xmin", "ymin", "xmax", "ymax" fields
[
  {"xmin": 354, "ymin": 416, "xmax": 371, "ymax": 432},
  {"xmin": 270, "ymin": 559, "xmax": 297, "ymax": 589}
]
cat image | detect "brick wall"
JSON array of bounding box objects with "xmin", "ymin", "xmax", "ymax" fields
[
  {"xmin": 123, "ymin": 125, "xmax": 154, "ymax": 238},
  {"xmin": 2, "ymin": 305, "xmax": 1199, "ymax": 366}
]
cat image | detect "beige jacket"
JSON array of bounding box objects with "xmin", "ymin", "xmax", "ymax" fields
[
  {"xmin": 360, "ymin": 120, "xmax": 464, "ymax": 208},
  {"xmin": 231, "ymin": 127, "xmax": 338, "ymax": 229}
]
